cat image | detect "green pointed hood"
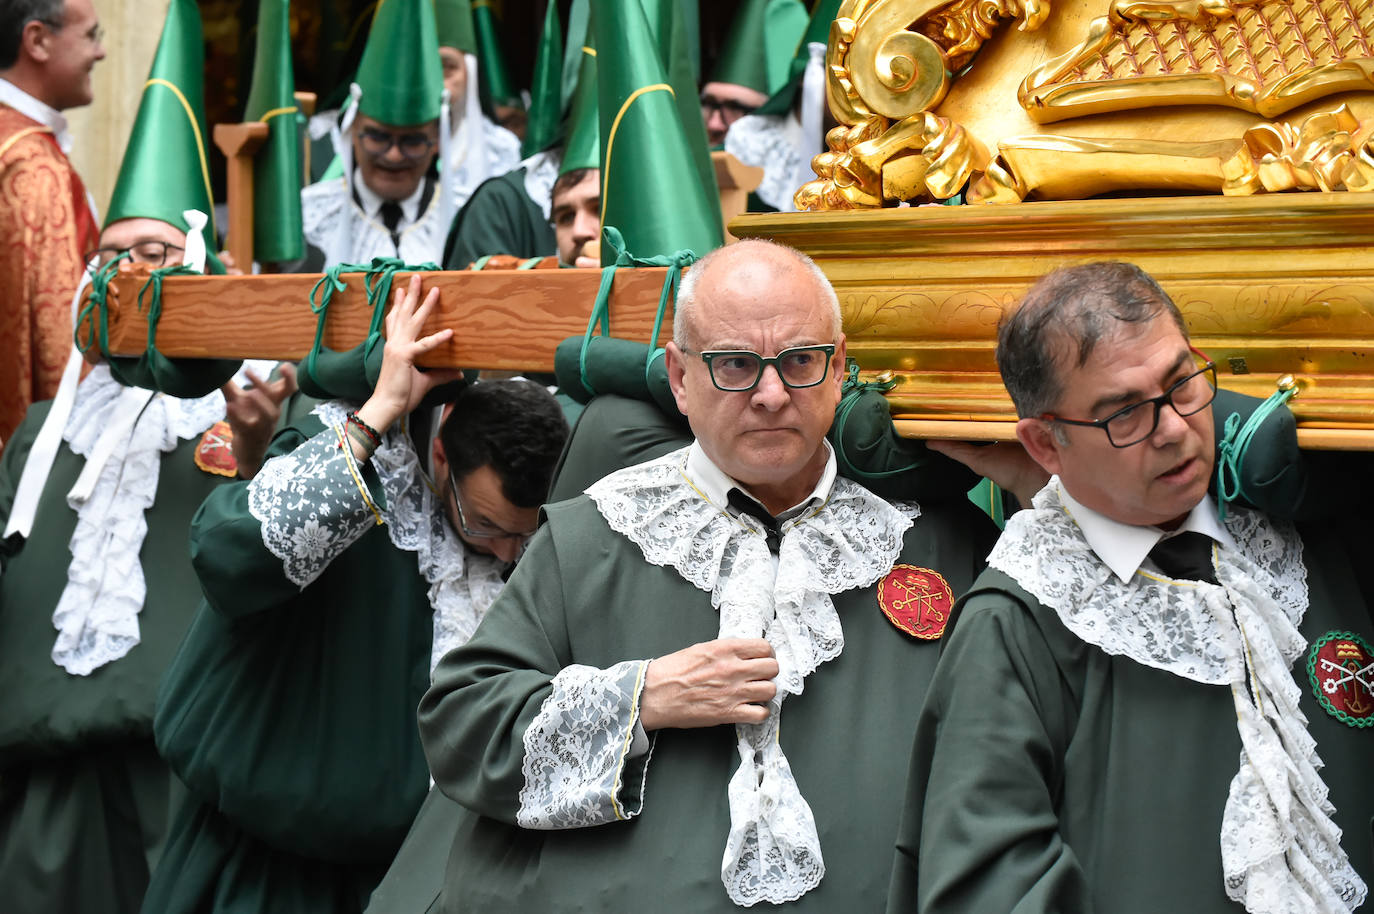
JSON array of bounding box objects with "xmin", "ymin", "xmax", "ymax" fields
[
  {"xmin": 521, "ymin": 0, "xmax": 563, "ymax": 157},
  {"xmin": 757, "ymin": 0, "xmax": 841, "ymax": 115},
  {"xmin": 472, "ymin": 1, "xmax": 521, "ymax": 108},
  {"xmin": 593, "ymin": 0, "xmax": 722, "ymax": 260},
  {"xmin": 711, "ymin": 0, "xmax": 808, "ymax": 96},
  {"xmin": 104, "ymin": 0, "xmax": 214, "ymax": 240},
  {"xmin": 560, "ymin": 0, "xmax": 589, "ymax": 112},
  {"xmin": 355, "ymin": 0, "xmax": 443, "ymax": 126},
  {"xmin": 244, "ymin": 0, "xmax": 303, "ymax": 263},
  {"xmin": 433, "ymin": 0, "xmax": 476, "ymax": 54},
  {"xmin": 559, "ymin": 42, "xmax": 598, "ymax": 174},
  {"xmin": 637, "ymin": 0, "xmax": 715, "ymax": 206}
]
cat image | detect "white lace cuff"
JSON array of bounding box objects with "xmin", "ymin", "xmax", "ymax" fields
[
  {"xmin": 247, "ymin": 426, "xmax": 382, "ymax": 588},
  {"xmin": 516, "ymin": 660, "xmax": 652, "ymax": 829}
]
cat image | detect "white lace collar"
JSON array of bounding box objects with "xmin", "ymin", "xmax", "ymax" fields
[
  {"xmin": 989, "ymin": 479, "xmax": 1366, "ymax": 913},
  {"xmin": 49, "ymin": 366, "xmax": 229, "ymax": 675},
  {"xmin": 586, "ymin": 446, "xmax": 914, "ymax": 906},
  {"xmin": 1058, "ymin": 483, "xmax": 1236, "ymax": 583},
  {"xmin": 312, "ymin": 402, "xmax": 506, "ymax": 675}
]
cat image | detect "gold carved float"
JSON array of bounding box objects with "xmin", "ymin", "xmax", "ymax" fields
[{"xmin": 735, "ymin": 0, "xmax": 1374, "ymax": 448}]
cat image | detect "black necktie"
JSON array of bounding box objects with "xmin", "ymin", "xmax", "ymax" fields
[
  {"xmin": 1147, "ymin": 531, "xmax": 1218, "ymax": 584},
  {"xmin": 727, "ymin": 488, "xmax": 781, "ymax": 555},
  {"xmin": 379, "ymin": 201, "xmax": 404, "ymax": 250}
]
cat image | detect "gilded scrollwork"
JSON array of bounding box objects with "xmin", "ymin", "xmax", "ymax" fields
[{"xmin": 795, "ymin": 113, "xmax": 988, "ymax": 209}]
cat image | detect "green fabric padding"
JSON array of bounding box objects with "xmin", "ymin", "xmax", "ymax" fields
[
  {"xmin": 826, "ymin": 383, "xmax": 979, "ymax": 503},
  {"xmin": 756, "ymin": 0, "xmax": 841, "ymax": 116},
  {"xmin": 434, "ymin": 0, "xmax": 476, "ymax": 54},
  {"xmin": 1205, "ymin": 387, "xmax": 1367, "ymax": 522},
  {"xmin": 520, "ymin": 0, "xmax": 564, "ymax": 158},
  {"xmin": 244, "ymin": 0, "xmax": 303, "ymax": 263},
  {"xmin": 711, "ymin": 0, "xmax": 808, "ymax": 96},
  {"xmin": 553, "ymin": 336, "xmax": 681, "ymax": 419},
  {"xmin": 103, "ymin": 0, "xmax": 214, "ymax": 241},
  {"xmin": 356, "ymin": 0, "xmax": 443, "ymax": 126},
  {"xmin": 81, "ymin": 260, "xmax": 238, "ymax": 398},
  {"xmin": 594, "ymin": 0, "xmax": 721, "ymax": 261},
  {"xmin": 472, "ymin": 1, "xmax": 520, "ymax": 107},
  {"xmin": 297, "ymin": 258, "xmax": 439, "ymax": 402}
]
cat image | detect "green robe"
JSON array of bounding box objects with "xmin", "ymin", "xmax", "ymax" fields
[
  {"xmin": 0, "ymin": 397, "xmax": 228, "ymax": 913},
  {"xmin": 442, "ymin": 167, "xmax": 555, "ymax": 270},
  {"xmin": 144, "ymin": 410, "xmax": 447, "ymax": 914},
  {"xmin": 419, "ymin": 458, "xmax": 998, "ymax": 912},
  {"xmin": 891, "ymin": 517, "xmax": 1374, "ymax": 913}
]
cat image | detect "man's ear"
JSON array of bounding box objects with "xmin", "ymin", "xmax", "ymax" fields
[
  {"xmin": 831, "ymin": 333, "xmax": 847, "ymax": 394},
  {"xmin": 432, "ymin": 434, "xmax": 448, "ymax": 478},
  {"xmin": 22, "ymin": 20, "xmax": 51, "ymax": 64},
  {"xmin": 665, "ymin": 341, "xmax": 690, "ymax": 416},
  {"xmin": 1016, "ymin": 417, "xmax": 1064, "ymax": 477}
]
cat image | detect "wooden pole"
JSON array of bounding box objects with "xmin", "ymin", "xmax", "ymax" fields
[
  {"xmin": 80, "ymin": 265, "xmax": 676, "ymax": 373},
  {"xmin": 213, "ymin": 122, "xmax": 270, "ymax": 270},
  {"xmin": 713, "ymin": 150, "xmax": 764, "ymax": 243}
]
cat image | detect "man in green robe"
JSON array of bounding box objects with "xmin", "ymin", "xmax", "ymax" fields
[
  {"xmin": 0, "ymin": 206, "xmax": 291, "ymax": 913},
  {"xmin": 417, "ymin": 240, "xmax": 1012, "ymax": 911},
  {"xmin": 141, "ymin": 276, "xmax": 569, "ymax": 914},
  {"xmin": 891, "ymin": 262, "xmax": 1374, "ymax": 913}
]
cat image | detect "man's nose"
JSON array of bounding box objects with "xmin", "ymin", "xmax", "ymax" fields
[
  {"xmin": 491, "ymin": 535, "xmax": 525, "ymax": 564},
  {"xmin": 381, "ymin": 141, "xmax": 407, "ymax": 163},
  {"xmin": 750, "ymin": 363, "xmax": 789, "ymax": 410},
  {"xmin": 1150, "ymin": 399, "xmax": 1190, "ymax": 444},
  {"xmin": 573, "ymin": 209, "xmax": 599, "ymax": 243}
]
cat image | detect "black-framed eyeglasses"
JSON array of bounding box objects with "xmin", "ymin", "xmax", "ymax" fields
[
  {"xmin": 446, "ymin": 466, "xmax": 539, "ymax": 541},
  {"xmin": 358, "ymin": 127, "xmax": 435, "ymax": 161},
  {"xmin": 699, "ymin": 95, "xmax": 757, "ymax": 124},
  {"xmin": 1042, "ymin": 349, "xmax": 1218, "ymax": 448},
  {"xmin": 692, "ymin": 345, "xmax": 837, "ymax": 392},
  {"xmin": 83, "ymin": 240, "xmax": 184, "ymax": 270}
]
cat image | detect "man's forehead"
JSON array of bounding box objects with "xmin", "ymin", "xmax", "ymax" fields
[
  {"xmin": 355, "ymin": 114, "xmax": 437, "ymax": 134},
  {"xmin": 100, "ymin": 217, "xmax": 184, "ymax": 249}
]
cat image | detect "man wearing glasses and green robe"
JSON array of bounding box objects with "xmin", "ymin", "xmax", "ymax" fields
[
  {"xmin": 891, "ymin": 261, "xmax": 1374, "ymax": 914},
  {"xmin": 415, "ymin": 239, "xmax": 1015, "ymax": 911}
]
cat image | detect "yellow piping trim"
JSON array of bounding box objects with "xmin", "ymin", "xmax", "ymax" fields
[
  {"xmin": 143, "ymin": 78, "xmax": 215, "ymax": 218},
  {"xmin": 582, "ymin": 46, "xmax": 596, "ymax": 57},
  {"xmin": 600, "ymin": 83, "xmax": 674, "ymax": 225},
  {"xmin": 0, "ymin": 125, "xmax": 52, "ymax": 160},
  {"xmin": 333, "ymin": 423, "xmax": 384, "ymax": 525},
  {"xmin": 257, "ymin": 105, "xmax": 298, "ymax": 123},
  {"xmin": 611, "ymin": 659, "xmax": 651, "ymax": 821}
]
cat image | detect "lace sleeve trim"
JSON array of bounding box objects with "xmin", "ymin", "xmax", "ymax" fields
[
  {"xmin": 516, "ymin": 660, "xmax": 651, "ymax": 830},
  {"xmin": 247, "ymin": 424, "xmax": 380, "ymax": 588}
]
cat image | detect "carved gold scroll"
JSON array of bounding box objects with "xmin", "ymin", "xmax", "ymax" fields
[
  {"xmin": 79, "ymin": 266, "xmax": 673, "ymax": 374},
  {"xmin": 804, "ymin": 0, "xmax": 1374, "ymax": 206},
  {"xmin": 735, "ymin": 192, "xmax": 1374, "ymax": 450}
]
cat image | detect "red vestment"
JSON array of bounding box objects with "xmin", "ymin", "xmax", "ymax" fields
[{"xmin": 0, "ymin": 104, "xmax": 97, "ymax": 450}]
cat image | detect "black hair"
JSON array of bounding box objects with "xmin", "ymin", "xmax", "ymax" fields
[
  {"xmin": 551, "ymin": 167, "xmax": 597, "ymax": 204},
  {"xmin": 997, "ymin": 261, "xmax": 1188, "ymax": 419},
  {"xmin": 0, "ymin": 0, "xmax": 63, "ymax": 70},
  {"xmin": 440, "ymin": 379, "xmax": 569, "ymax": 508}
]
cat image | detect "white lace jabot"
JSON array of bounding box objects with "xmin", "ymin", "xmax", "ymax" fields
[
  {"xmin": 989, "ymin": 479, "xmax": 1366, "ymax": 914},
  {"xmin": 50, "ymin": 365, "xmax": 233, "ymax": 675},
  {"xmin": 585, "ymin": 446, "xmax": 913, "ymax": 906}
]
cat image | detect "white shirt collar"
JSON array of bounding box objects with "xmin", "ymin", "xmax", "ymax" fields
[
  {"xmin": 683, "ymin": 439, "xmax": 837, "ymax": 522},
  {"xmin": 1057, "ymin": 480, "xmax": 1237, "ymax": 583},
  {"xmin": 0, "ymin": 78, "xmax": 70, "ymax": 153},
  {"xmin": 352, "ymin": 168, "xmax": 427, "ymax": 226}
]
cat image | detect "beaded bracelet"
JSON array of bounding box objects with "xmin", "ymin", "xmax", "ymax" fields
[{"xmin": 347, "ymin": 411, "xmax": 383, "ymax": 447}]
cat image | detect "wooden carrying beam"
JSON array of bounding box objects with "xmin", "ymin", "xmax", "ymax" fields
[
  {"xmin": 213, "ymin": 123, "xmax": 270, "ymax": 271},
  {"xmin": 79, "ymin": 266, "xmax": 674, "ymax": 373}
]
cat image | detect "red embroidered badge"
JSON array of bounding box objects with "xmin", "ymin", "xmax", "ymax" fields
[
  {"xmin": 193, "ymin": 420, "xmax": 238, "ymax": 477},
  {"xmin": 877, "ymin": 564, "xmax": 954, "ymax": 640},
  {"xmin": 1307, "ymin": 631, "xmax": 1374, "ymax": 728}
]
